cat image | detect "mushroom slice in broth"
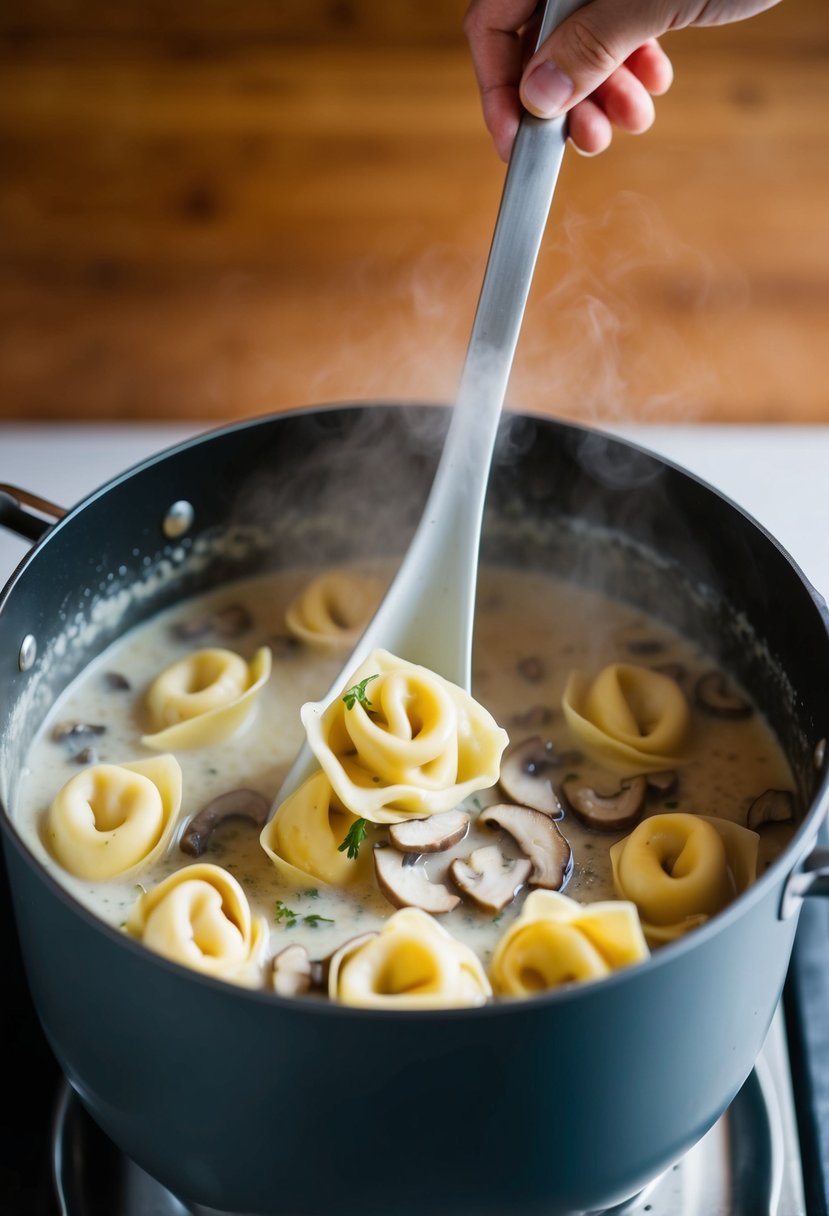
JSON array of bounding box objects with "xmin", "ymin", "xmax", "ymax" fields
[
  {"xmin": 450, "ymin": 846, "xmax": 532, "ymax": 913},
  {"xmin": 498, "ymin": 736, "xmax": 575, "ymax": 817},
  {"xmin": 373, "ymin": 846, "xmax": 460, "ymax": 914},
  {"xmin": 561, "ymin": 775, "xmax": 648, "ymax": 833},
  {"xmin": 180, "ymin": 789, "xmax": 270, "ymax": 857},
  {"xmin": 388, "ymin": 808, "xmax": 470, "ymax": 853},
  {"xmin": 479, "ymin": 804, "xmax": 573, "ymax": 891}
]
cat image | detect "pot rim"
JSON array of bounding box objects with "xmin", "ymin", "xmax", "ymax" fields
[{"xmin": 2, "ymin": 400, "xmax": 828, "ymax": 1020}]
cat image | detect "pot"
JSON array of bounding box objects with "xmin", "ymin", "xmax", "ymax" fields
[{"xmin": 1, "ymin": 403, "xmax": 828, "ymax": 1216}]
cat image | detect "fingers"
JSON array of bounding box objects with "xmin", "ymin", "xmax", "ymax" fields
[
  {"xmin": 519, "ymin": 0, "xmax": 674, "ymax": 120},
  {"xmin": 464, "ymin": 0, "xmax": 542, "ymax": 159},
  {"xmin": 566, "ymin": 48, "xmax": 672, "ymax": 156}
]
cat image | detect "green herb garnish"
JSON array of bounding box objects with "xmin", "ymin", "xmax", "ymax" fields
[
  {"xmin": 303, "ymin": 888, "xmax": 320, "ymax": 900},
  {"xmin": 304, "ymin": 914, "xmax": 335, "ymax": 928},
  {"xmin": 342, "ymin": 674, "xmax": 378, "ymax": 711},
  {"xmin": 338, "ymin": 817, "xmax": 369, "ymax": 860},
  {"xmin": 274, "ymin": 900, "xmax": 299, "ymax": 928}
]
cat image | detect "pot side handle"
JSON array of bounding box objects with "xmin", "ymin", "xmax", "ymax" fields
[
  {"xmin": 0, "ymin": 484, "xmax": 67, "ymax": 543},
  {"xmin": 780, "ymin": 846, "xmax": 829, "ymax": 919}
]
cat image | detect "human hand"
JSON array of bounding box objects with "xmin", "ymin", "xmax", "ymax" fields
[{"xmin": 464, "ymin": 0, "xmax": 783, "ymax": 159}]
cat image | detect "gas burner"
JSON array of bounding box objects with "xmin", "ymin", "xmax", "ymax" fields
[{"xmin": 49, "ymin": 1012, "xmax": 804, "ymax": 1216}]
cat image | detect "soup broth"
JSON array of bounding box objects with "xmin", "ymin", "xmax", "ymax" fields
[{"xmin": 12, "ymin": 564, "xmax": 797, "ymax": 994}]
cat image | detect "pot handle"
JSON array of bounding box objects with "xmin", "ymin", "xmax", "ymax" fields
[
  {"xmin": 780, "ymin": 846, "xmax": 829, "ymax": 918},
  {"xmin": 0, "ymin": 484, "xmax": 67, "ymax": 542}
]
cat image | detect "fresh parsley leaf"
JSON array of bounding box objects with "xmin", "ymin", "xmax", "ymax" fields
[
  {"xmin": 338, "ymin": 817, "xmax": 368, "ymax": 860},
  {"xmin": 342, "ymin": 674, "xmax": 379, "ymax": 711},
  {"xmin": 304, "ymin": 914, "xmax": 335, "ymax": 928},
  {"xmin": 274, "ymin": 900, "xmax": 299, "ymax": 928},
  {"xmin": 303, "ymin": 888, "xmax": 320, "ymax": 900}
]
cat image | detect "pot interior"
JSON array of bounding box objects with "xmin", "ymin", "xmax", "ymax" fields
[{"xmin": 1, "ymin": 403, "xmax": 828, "ymax": 847}]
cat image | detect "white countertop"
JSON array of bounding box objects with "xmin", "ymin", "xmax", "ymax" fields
[{"xmin": 2, "ymin": 420, "xmax": 828, "ymax": 601}]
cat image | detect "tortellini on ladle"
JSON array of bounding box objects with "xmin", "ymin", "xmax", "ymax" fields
[
  {"xmin": 489, "ymin": 889, "xmax": 649, "ymax": 998},
  {"xmin": 328, "ymin": 907, "xmax": 492, "ymax": 1009},
  {"xmin": 126, "ymin": 862, "xmax": 267, "ymax": 985},
  {"xmin": 300, "ymin": 648, "xmax": 509, "ymax": 823},
  {"xmin": 609, "ymin": 812, "xmax": 759, "ymax": 945},
  {"xmin": 142, "ymin": 646, "xmax": 271, "ymax": 750},
  {"xmin": 260, "ymin": 770, "xmax": 370, "ymax": 888},
  {"xmin": 284, "ymin": 569, "xmax": 385, "ymax": 651},
  {"xmin": 562, "ymin": 662, "xmax": 690, "ymax": 772},
  {"xmin": 45, "ymin": 755, "xmax": 182, "ymax": 880}
]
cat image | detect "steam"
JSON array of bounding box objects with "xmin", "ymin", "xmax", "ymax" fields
[{"xmin": 509, "ymin": 190, "xmax": 750, "ymax": 424}]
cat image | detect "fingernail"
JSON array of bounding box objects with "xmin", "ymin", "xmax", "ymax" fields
[{"xmin": 521, "ymin": 61, "xmax": 574, "ymax": 117}]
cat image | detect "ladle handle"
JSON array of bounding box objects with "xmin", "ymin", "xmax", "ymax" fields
[
  {"xmin": 372, "ymin": 0, "xmax": 586, "ymax": 684},
  {"xmin": 273, "ymin": 0, "xmax": 583, "ymax": 809}
]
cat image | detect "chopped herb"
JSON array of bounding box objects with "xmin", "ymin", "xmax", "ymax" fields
[
  {"xmin": 338, "ymin": 817, "xmax": 368, "ymax": 860},
  {"xmin": 274, "ymin": 900, "xmax": 299, "ymax": 928},
  {"xmin": 492, "ymin": 912, "xmax": 504, "ymax": 925},
  {"xmin": 303, "ymin": 888, "xmax": 320, "ymax": 900},
  {"xmin": 342, "ymin": 674, "xmax": 379, "ymax": 711},
  {"xmin": 471, "ymin": 797, "xmax": 482, "ymax": 811},
  {"xmin": 304, "ymin": 914, "xmax": 335, "ymax": 928},
  {"xmin": 664, "ymin": 799, "xmax": 679, "ymax": 809}
]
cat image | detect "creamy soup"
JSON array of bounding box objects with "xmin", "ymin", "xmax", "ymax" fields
[{"xmin": 12, "ymin": 564, "xmax": 797, "ymax": 1001}]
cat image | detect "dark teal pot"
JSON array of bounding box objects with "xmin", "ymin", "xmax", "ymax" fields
[{"xmin": 2, "ymin": 406, "xmax": 828, "ymax": 1215}]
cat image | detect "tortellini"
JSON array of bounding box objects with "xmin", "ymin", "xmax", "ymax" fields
[
  {"xmin": 609, "ymin": 812, "xmax": 759, "ymax": 945},
  {"xmin": 260, "ymin": 770, "xmax": 370, "ymax": 888},
  {"xmin": 45, "ymin": 755, "xmax": 182, "ymax": 880},
  {"xmin": 489, "ymin": 889, "xmax": 649, "ymax": 997},
  {"xmin": 328, "ymin": 907, "xmax": 492, "ymax": 1009},
  {"xmin": 284, "ymin": 569, "xmax": 385, "ymax": 651},
  {"xmin": 126, "ymin": 862, "xmax": 267, "ymax": 985},
  {"xmin": 142, "ymin": 646, "xmax": 271, "ymax": 750},
  {"xmin": 300, "ymin": 648, "xmax": 509, "ymax": 823},
  {"xmin": 562, "ymin": 662, "xmax": 690, "ymax": 772}
]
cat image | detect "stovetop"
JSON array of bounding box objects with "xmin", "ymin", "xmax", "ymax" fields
[{"xmin": 2, "ymin": 420, "xmax": 828, "ymax": 1216}]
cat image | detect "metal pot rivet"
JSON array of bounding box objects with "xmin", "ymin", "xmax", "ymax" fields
[
  {"xmin": 814, "ymin": 738, "xmax": 826, "ymax": 771},
  {"xmin": 163, "ymin": 500, "xmax": 195, "ymax": 540},
  {"xmin": 18, "ymin": 634, "xmax": 37, "ymax": 672}
]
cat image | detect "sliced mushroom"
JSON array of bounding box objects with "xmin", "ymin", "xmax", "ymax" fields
[
  {"xmin": 388, "ymin": 808, "xmax": 469, "ymax": 854},
  {"xmin": 52, "ymin": 721, "xmax": 106, "ymax": 744},
  {"xmin": 694, "ymin": 671, "xmax": 753, "ymax": 719},
  {"xmin": 179, "ymin": 789, "xmax": 270, "ymax": 857},
  {"xmin": 626, "ymin": 638, "xmax": 664, "ymax": 656},
  {"xmin": 561, "ymin": 775, "xmax": 647, "ymax": 832},
  {"xmin": 498, "ymin": 736, "xmax": 575, "ymax": 816},
  {"xmin": 516, "ymin": 656, "xmax": 545, "ymax": 683},
  {"xmin": 374, "ymin": 847, "xmax": 460, "ymax": 914},
  {"xmin": 272, "ymin": 944, "xmax": 313, "ymax": 997},
  {"xmin": 510, "ymin": 704, "xmax": 555, "ymax": 731},
  {"xmin": 311, "ymin": 932, "xmax": 377, "ymax": 990},
  {"xmin": 103, "ymin": 671, "xmax": 131, "ymax": 691},
  {"xmin": 747, "ymin": 789, "xmax": 795, "ymax": 830},
  {"xmin": 646, "ymin": 770, "xmax": 678, "ymax": 798},
  {"xmin": 213, "ymin": 604, "xmax": 253, "ymax": 638},
  {"xmin": 479, "ymin": 804, "xmax": 572, "ymax": 891},
  {"xmin": 449, "ymin": 845, "xmax": 531, "ymax": 913},
  {"xmin": 652, "ymin": 662, "xmax": 686, "ymax": 684}
]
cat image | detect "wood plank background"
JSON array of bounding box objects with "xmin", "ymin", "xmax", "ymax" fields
[{"xmin": 1, "ymin": 0, "xmax": 827, "ymax": 424}]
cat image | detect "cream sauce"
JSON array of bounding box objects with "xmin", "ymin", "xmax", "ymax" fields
[{"xmin": 11, "ymin": 565, "xmax": 796, "ymax": 981}]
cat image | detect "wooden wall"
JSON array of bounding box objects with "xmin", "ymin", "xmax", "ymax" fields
[{"xmin": 1, "ymin": 0, "xmax": 827, "ymax": 424}]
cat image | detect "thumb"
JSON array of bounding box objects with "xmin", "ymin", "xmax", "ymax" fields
[{"xmin": 520, "ymin": 0, "xmax": 671, "ymax": 117}]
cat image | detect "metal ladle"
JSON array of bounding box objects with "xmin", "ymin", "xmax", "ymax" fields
[{"xmin": 274, "ymin": 0, "xmax": 579, "ymax": 808}]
